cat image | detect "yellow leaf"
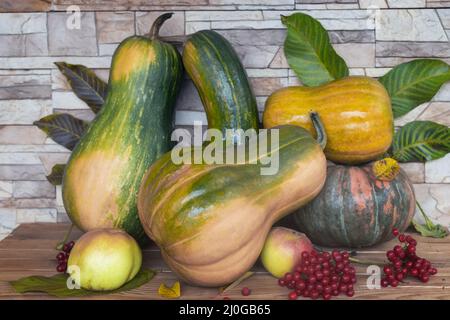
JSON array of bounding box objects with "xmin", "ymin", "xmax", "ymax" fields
[
  {"xmin": 372, "ymin": 157, "xmax": 400, "ymax": 181},
  {"xmin": 158, "ymin": 281, "xmax": 181, "ymax": 299}
]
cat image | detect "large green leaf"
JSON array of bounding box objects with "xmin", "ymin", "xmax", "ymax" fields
[
  {"xmin": 379, "ymin": 59, "xmax": 450, "ymax": 118},
  {"xmin": 10, "ymin": 269, "xmax": 156, "ymax": 297},
  {"xmin": 46, "ymin": 164, "xmax": 66, "ymax": 186},
  {"xmin": 281, "ymin": 13, "xmax": 349, "ymax": 87},
  {"xmin": 392, "ymin": 121, "xmax": 450, "ymax": 162},
  {"xmin": 55, "ymin": 62, "xmax": 107, "ymax": 113},
  {"xmin": 34, "ymin": 113, "xmax": 88, "ymax": 150}
]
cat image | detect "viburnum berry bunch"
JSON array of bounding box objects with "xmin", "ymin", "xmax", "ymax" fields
[
  {"xmin": 278, "ymin": 250, "xmax": 357, "ymax": 300},
  {"xmin": 55, "ymin": 240, "xmax": 75, "ymax": 273},
  {"xmin": 381, "ymin": 228, "xmax": 437, "ymax": 287}
]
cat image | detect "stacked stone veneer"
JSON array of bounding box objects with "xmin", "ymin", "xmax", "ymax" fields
[{"xmin": 0, "ymin": 0, "xmax": 449, "ymax": 239}]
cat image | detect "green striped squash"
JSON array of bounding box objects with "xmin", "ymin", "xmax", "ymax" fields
[
  {"xmin": 183, "ymin": 30, "xmax": 259, "ymax": 133},
  {"xmin": 291, "ymin": 164, "xmax": 416, "ymax": 248},
  {"xmin": 62, "ymin": 13, "xmax": 183, "ymax": 243},
  {"xmin": 138, "ymin": 115, "xmax": 327, "ymax": 286}
]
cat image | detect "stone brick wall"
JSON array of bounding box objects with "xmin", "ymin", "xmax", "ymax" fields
[{"xmin": 0, "ymin": 0, "xmax": 449, "ymax": 240}]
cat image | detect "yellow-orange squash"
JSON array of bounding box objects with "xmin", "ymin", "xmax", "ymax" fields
[
  {"xmin": 138, "ymin": 115, "xmax": 327, "ymax": 287},
  {"xmin": 263, "ymin": 76, "xmax": 393, "ymax": 164}
]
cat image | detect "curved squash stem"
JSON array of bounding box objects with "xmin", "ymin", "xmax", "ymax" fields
[
  {"xmin": 416, "ymin": 200, "xmax": 434, "ymax": 230},
  {"xmin": 349, "ymin": 257, "xmax": 385, "ymax": 266},
  {"xmin": 309, "ymin": 112, "xmax": 327, "ymax": 150},
  {"xmin": 149, "ymin": 12, "xmax": 174, "ymax": 40},
  {"xmin": 55, "ymin": 223, "xmax": 74, "ymax": 250}
]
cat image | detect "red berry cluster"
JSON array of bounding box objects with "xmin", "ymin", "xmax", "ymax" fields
[
  {"xmin": 381, "ymin": 228, "xmax": 437, "ymax": 287},
  {"xmin": 278, "ymin": 250, "xmax": 357, "ymax": 300},
  {"xmin": 56, "ymin": 241, "xmax": 75, "ymax": 273}
]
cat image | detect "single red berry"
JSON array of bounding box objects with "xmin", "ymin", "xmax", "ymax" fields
[
  {"xmin": 301, "ymin": 251, "xmax": 309, "ymax": 259},
  {"xmin": 296, "ymin": 280, "xmax": 306, "ymax": 291},
  {"xmin": 390, "ymin": 280, "xmax": 399, "ymax": 287},
  {"xmin": 309, "ymin": 276, "xmax": 317, "ymax": 284},
  {"xmin": 56, "ymin": 252, "xmax": 66, "ymax": 261},
  {"xmin": 405, "ymin": 235, "xmax": 413, "ymax": 243},
  {"xmin": 381, "ymin": 279, "xmax": 389, "ymax": 287},
  {"xmin": 332, "ymin": 289, "xmax": 339, "ymax": 296},
  {"xmin": 339, "ymin": 284, "xmax": 348, "ymax": 293},
  {"xmin": 303, "ymin": 290, "xmax": 310, "ymax": 298},
  {"xmin": 342, "ymin": 275, "xmax": 351, "ymax": 284},
  {"xmin": 410, "ymin": 268, "xmax": 419, "ymax": 277},
  {"xmin": 398, "ymin": 234, "xmax": 406, "ymax": 242},
  {"xmin": 394, "ymin": 260, "xmax": 402, "ymax": 269},
  {"xmin": 241, "ymin": 287, "xmax": 251, "ymax": 296},
  {"xmin": 311, "ymin": 290, "xmax": 320, "ymax": 300},
  {"xmin": 420, "ymin": 274, "xmax": 430, "ymax": 283},
  {"xmin": 278, "ymin": 278, "xmax": 286, "ymax": 287},
  {"xmin": 288, "ymin": 291, "xmax": 298, "ymax": 300},
  {"xmin": 56, "ymin": 262, "xmax": 66, "ymax": 273},
  {"xmin": 285, "ymin": 273, "xmax": 293, "ymax": 281},
  {"xmin": 294, "ymin": 272, "xmax": 301, "ymax": 281},
  {"xmin": 323, "ymin": 293, "xmax": 332, "ymax": 300},
  {"xmin": 429, "ymin": 268, "xmax": 438, "ymax": 275},
  {"xmin": 392, "ymin": 228, "xmax": 399, "ymax": 236},
  {"xmin": 386, "ymin": 250, "xmax": 396, "ymax": 261},
  {"xmin": 395, "ymin": 273, "xmax": 404, "ymax": 281},
  {"xmin": 406, "ymin": 261, "xmax": 413, "ymax": 269},
  {"xmin": 383, "ymin": 266, "xmax": 393, "ymax": 275},
  {"xmin": 346, "ymin": 290, "xmax": 355, "ymax": 297}
]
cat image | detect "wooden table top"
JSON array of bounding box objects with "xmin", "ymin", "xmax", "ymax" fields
[{"xmin": 0, "ymin": 223, "xmax": 449, "ymax": 300}]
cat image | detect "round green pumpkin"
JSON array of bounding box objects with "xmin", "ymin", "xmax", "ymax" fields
[{"xmin": 291, "ymin": 164, "xmax": 416, "ymax": 248}]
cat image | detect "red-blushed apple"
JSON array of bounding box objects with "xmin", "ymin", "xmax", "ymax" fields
[{"xmin": 260, "ymin": 227, "xmax": 313, "ymax": 278}]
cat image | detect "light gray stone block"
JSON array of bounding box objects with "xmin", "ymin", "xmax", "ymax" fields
[
  {"xmin": 334, "ymin": 43, "xmax": 375, "ymax": 67},
  {"xmin": 186, "ymin": 10, "xmax": 263, "ymax": 21},
  {"xmin": 400, "ymin": 162, "xmax": 425, "ymax": 183},
  {"xmin": 0, "ymin": 33, "xmax": 48, "ymax": 57},
  {"xmin": 96, "ymin": 11, "xmax": 134, "ymax": 44},
  {"xmin": 437, "ymin": 9, "xmax": 450, "ymax": 28},
  {"xmin": 387, "ymin": 0, "xmax": 426, "ymax": 7},
  {"xmin": 417, "ymin": 102, "xmax": 450, "ymax": 125},
  {"xmin": 0, "ymin": 153, "xmax": 41, "ymax": 165},
  {"xmin": 0, "ymin": 56, "xmax": 112, "ymax": 69},
  {"xmin": 0, "ymin": 126, "xmax": 47, "ymax": 145},
  {"xmin": 376, "ymin": 9, "xmax": 448, "ymax": 41},
  {"xmin": 48, "ymin": 12, "xmax": 98, "ymax": 56},
  {"xmin": 38, "ymin": 153, "xmax": 70, "ymax": 174},
  {"xmin": 0, "ymin": 99, "xmax": 51, "ymax": 125},
  {"xmin": 186, "ymin": 21, "xmax": 211, "ymax": 34},
  {"xmin": 376, "ymin": 41, "xmax": 450, "ymax": 58},
  {"xmin": 0, "ymin": 165, "xmax": 46, "ymax": 181},
  {"xmin": 0, "ymin": 13, "xmax": 46, "ymax": 34},
  {"xmin": 13, "ymin": 181, "xmax": 55, "ymax": 198},
  {"xmin": 216, "ymin": 29, "xmax": 286, "ymax": 46},
  {"xmin": 425, "ymin": 153, "xmax": 450, "ymax": 183},
  {"xmin": 234, "ymin": 45, "xmax": 279, "ymax": 68},
  {"xmin": 0, "ymin": 208, "xmax": 16, "ymax": 235},
  {"xmin": 413, "ymin": 184, "xmax": 450, "ymax": 228},
  {"xmin": 16, "ymin": 208, "xmax": 57, "ymax": 223},
  {"xmin": 136, "ymin": 11, "xmax": 184, "ymax": 36},
  {"xmin": 0, "ymin": 181, "xmax": 13, "ymax": 199},
  {"xmin": 52, "ymin": 91, "xmax": 89, "ymax": 110},
  {"xmin": 359, "ymin": 0, "xmax": 388, "ymax": 8},
  {"xmin": 250, "ymin": 77, "xmax": 288, "ymax": 96}
]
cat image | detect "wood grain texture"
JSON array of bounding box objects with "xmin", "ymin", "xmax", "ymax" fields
[{"xmin": 0, "ymin": 224, "xmax": 449, "ymax": 300}]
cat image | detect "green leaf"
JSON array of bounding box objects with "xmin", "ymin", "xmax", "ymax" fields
[
  {"xmin": 55, "ymin": 62, "xmax": 107, "ymax": 113},
  {"xmin": 10, "ymin": 269, "xmax": 156, "ymax": 297},
  {"xmin": 46, "ymin": 164, "xmax": 66, "ymax": 186},
  {"xmin": 379, "ymin": 59, "xmax": 450, "ymax": 118},
  {"xmin": 412, "ymin": 201, "xmax": 449, "ymax": 238},
  {"xmin": 281, "ymin": 13, "xmax": 349, "ymax": 87},
  {"xmin": 34, "ymin": 113, "xmax": 88, "ymax": 150},
  {"xmin": 392, "ymin": 121, "xmax": 450, "ymax": 162}
]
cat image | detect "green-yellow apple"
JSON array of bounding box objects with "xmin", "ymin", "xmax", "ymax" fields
[
  {"xmin": 260, "ymin": 227, "xmax": 313, "ymax": 278},
  {"xmin": 67, "ymin": 228, "xmax": 142, "ymax": 291}
]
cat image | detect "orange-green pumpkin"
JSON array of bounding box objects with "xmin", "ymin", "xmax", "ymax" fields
[
  {"xmin": 138, "ymin": 115, "xmax": 327, "ymax": 287},
  {"xmin": 291, "ymin": 163, "xmax": 416, "ymax": 248},
  {"xmin": 62, "ymin": 14, "xmax": 183, "ymax": 243},
  {"xmin": 263, "ymin": 76, "xmax": 393, "ymax": 164}
]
